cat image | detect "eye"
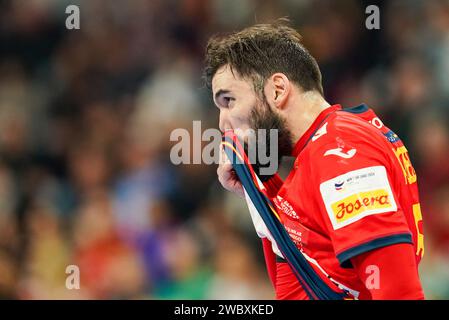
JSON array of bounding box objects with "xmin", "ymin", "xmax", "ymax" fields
[{"xmin": 223, "ymin": 96, "xmax": 235, "ymax": 108}]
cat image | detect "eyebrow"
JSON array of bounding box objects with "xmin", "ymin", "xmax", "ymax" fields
[{"xmin": 214, "ymin": 89, "xmax": 231, "ymax": 104}]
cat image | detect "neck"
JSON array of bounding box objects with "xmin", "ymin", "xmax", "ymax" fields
[{"xmin": 285, "ymin": 91, "xmax": 331, "ymax": 144}]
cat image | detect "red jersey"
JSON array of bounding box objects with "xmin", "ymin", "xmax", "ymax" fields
[{"xmin": 262, "ymin": 104, "xmax": 424, "ymax": 299}]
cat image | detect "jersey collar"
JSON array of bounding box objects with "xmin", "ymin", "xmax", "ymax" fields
[{"xmin": 292, "ymin": 104, "xmax": 342, "ymax": 157}]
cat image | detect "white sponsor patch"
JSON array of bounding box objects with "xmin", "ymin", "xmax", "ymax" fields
[{"xmin": 319, "ymin": 166, "xmax": 397, "ymax": 230}]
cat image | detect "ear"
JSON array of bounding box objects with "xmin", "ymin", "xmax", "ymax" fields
[{"xmin": 265, "ymin": 73, "xmax": 291, "ymax": 110}]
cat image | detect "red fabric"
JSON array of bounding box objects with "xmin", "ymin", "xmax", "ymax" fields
[
  {"xmin": 256, "ymin": 104, "xmax": 425, "ymax": 300},
  {"xmin": 270, "ymin": 242, "xmax": 425, "ymax": 300},
  {"xmin": 292, "ymin": 104, "xmax": 342, "ymax": 157},
  {"xmin": 264, "ymin": 173, "xmax": 284, "ymax": 198},
  {"xmin": 351, "ymin": 243, "xmax": 425, "ymax": 299},
  {"xmin": 275, "ymin": 261, "xmax": 309, "ymax": 300},
  {"xmin": 262, "ymin": 238, "xmax": 277, "ymax": 288}
]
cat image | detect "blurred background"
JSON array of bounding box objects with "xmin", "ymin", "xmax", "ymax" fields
[{"xmin": 0, "ymin": 0, "xmax": 448, "ymax": 299}]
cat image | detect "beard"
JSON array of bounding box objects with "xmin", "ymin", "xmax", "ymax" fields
[{"xmin": 243, "ymin": 96, "xmax": 294, "ymax": 182}]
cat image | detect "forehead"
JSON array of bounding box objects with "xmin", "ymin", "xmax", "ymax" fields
[{"xmin": 211, "ymin": 65, "xmax": 253, "ymax": 94}]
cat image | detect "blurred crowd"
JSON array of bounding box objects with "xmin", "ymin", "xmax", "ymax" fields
[{"xmin": 0, "ymin": 0, "xmax": 448, "ymax": 299}]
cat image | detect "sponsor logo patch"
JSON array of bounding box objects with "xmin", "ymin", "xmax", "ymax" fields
[
  {"xmin": 320, "ymin": 166, "xmax": 397, "ymax": 230},
  {"xmin": 324, "ymin": 147, "xmax": 357, "ymax": 159},
  {"xmin": 383, "ymin": 130, "xmax": 400, "ymax": 143},
  {"xmin": 334, "ymin": 181, "xmax": 345, "ymax": 191},
  {"xmin": 332, "ymin": 189, "xmax": 392, "ymax": 223},
  {"xmin": 273, "ymin": 195, "xmax": 299, "ymax": 220}
]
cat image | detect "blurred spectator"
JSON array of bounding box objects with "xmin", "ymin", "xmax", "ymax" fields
[
  {"xmin": 72, "ymin": 191, "xmax": 146, "ymax": 299},
  {"xmin": 207, "ymin": 232, "xmax": 273, "ymax": 299},
  {"xmin": 18, "ymin": 204, "xmax": 73, "ymax": 299},
  {"xmin": 153, "ymin": 226, "xmax": 212, "ymax": 299}
]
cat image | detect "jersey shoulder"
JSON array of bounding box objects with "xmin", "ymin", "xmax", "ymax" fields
[
  {"xmin": 306, "ymin": 106, "xmax": 390, "ymax": 156},
  {"xmin": 302, "ymin": 106, "xmax": 395, "ymax": 183}
]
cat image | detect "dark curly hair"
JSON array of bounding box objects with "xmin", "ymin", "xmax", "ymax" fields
[{"xmin": 203, "ymin": 18, "xmax": 323, "ymax": 96}]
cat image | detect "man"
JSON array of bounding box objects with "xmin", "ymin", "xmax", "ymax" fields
[{"xmin": 204, "ymin": 20, "xmax": 425, "ymax": 299}]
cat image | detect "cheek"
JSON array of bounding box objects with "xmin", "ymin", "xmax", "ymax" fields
[
  {"xmin": 229, "ymin": 110, "xmax": 252, "ymax": 133},
  {"xmin": 229, "ymin": 102, "xmax": 255, "ymax": 131}
]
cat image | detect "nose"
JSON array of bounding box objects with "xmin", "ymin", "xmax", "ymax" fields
[{"xmin": 219, "ymin": 109, "xmax": 231, "ymax": 133}]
